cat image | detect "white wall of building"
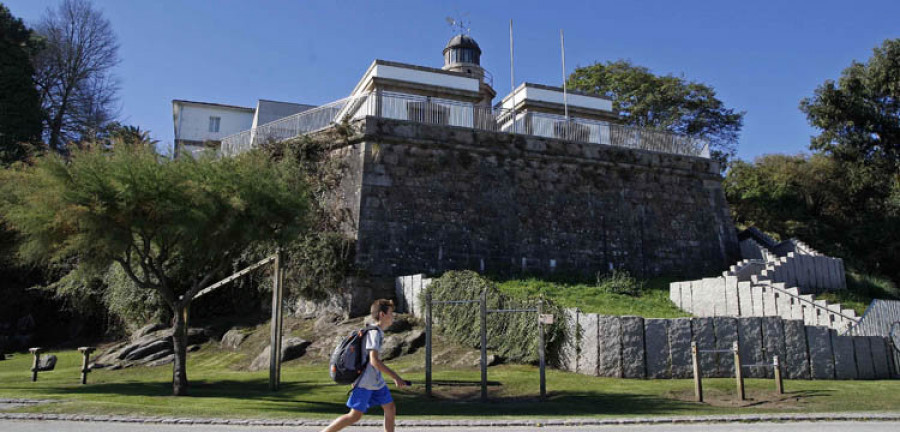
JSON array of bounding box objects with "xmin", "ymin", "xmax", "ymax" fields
[{"xmin": 173, "ymin": 102, "xmax": 254, "ymax": 144}]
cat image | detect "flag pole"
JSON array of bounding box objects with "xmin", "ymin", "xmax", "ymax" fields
[
  {"xmin": 510, "ymin": 19, "xmax": 517, "ymax": 133},
  {"xmin": 560, "ymin": 29, "xmax": 569, "ymax": 120}
]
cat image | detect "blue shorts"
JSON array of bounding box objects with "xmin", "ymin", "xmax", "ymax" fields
[{"xmin": 346, "ymin": 385, "xmax": 393, "ymax": 413}]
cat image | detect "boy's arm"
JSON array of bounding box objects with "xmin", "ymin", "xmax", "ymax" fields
[{"xmin": 369, "ymin": 350, "xmax": 407, "ymax": 387}]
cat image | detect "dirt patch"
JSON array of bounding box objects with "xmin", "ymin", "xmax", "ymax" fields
[{"xmin": 669, "ymin": 387, "xmax": 830, "ymax": 409}]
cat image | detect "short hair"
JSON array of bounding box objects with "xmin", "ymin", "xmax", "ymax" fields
[{"xmin": 370, "ymin": 299, "xmax": 394, "ymax": 321}]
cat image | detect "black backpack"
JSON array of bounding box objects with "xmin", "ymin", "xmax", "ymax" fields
[{"xmin": 329, "ymin": 325, "xmax": 379, "ymax": 385}]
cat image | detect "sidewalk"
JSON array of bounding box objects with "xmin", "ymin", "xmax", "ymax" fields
[{"xmin": 3, "ymin": 410, "xmax": 900, "ymax": 427}]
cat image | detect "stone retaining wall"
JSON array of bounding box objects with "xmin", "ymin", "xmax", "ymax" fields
[{"xmin": 561, "ymin": 310, "xmax": 897, "ymax": 380}]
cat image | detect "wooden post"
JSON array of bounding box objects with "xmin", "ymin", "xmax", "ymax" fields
[
  {"xmin": 425, "ymin": 290, "xmax": 432, "ymax": 397},
  {"xmin": 733, "ymin": 341, "xmax": 744, "ymax": 401},
  {"xmin": 691, "ymin": 342, "xmax": 702, "ymax": 402},
  {"xmin": 29, "ymin": 347, "xmax": 42, "ymax": 382},
  {"xmin": 538, "ymin": 297, "xmax": 546, "ymax": 400},
  {"xmin": 269, "ymin": 250, "xmax": 283, "ymax": 391},
  {"xmin": 774, "ymin": 355, "xmax": 784, "ymax": 395},
  {"xmin": 480, "ymin": 289, "xmax": 488, "ymax": 402},
  {"xmin": 78, "ymin": 347, "xmax": 95, "ymax": 385}
]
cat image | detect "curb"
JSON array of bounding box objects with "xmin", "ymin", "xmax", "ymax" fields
[{"xmin": 2, "ymin": 412, "xmax": 900, "ymax": 427}]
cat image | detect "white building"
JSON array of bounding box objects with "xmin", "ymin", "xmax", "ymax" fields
[{"xmin": 172, "ymin": 99, "xmax": 313, "ymax": 157}]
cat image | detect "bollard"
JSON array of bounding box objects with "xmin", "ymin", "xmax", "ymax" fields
[
  {"xmin": 29, "ymin": 347, "xmax": 42, "ymax": 382},
  {"xmin": 79, "ymin": 347, "xmax": 96, "ymax": 385},
  {"xmin": 691, "ymin": 342, "xmax": 702, "ymax": 402},
  {"xmin": 733, "ymin": 341, "xmax": 745, "ymax": 401},
  {"xmin": 774, "ymin": 355, "xmax": 784, "ymax": 395}
]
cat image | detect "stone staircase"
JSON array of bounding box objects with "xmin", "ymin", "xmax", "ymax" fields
[{"xmin": 671, "ymin": 229, "xmax": 857, "ymax": 334}]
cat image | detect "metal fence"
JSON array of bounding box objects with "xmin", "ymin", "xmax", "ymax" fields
[{"xmin": 220, "ymin": 91, "xmax": 710, "ymax": 158}]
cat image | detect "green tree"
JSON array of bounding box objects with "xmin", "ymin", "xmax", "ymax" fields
[
  {"xmin": 801, "ymin": 39, "xmax": 900, "ymax": 173},
  {"xmin": 0, "ymin": 143, "xmax": 310, "ymax": 395},
  {"xmin": 567, "ymin": 60, "xmax": 744, "ymax": 166},
  {"xmin": 0, "ymin": 3, "xmax": 44, "ymax": 165}
]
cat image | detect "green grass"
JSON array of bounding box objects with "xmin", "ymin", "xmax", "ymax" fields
[
  {"xmin": 496, "ymin": 276, "xmax": 690, "ymax": 318},
  {"xmin": 819, "ymin": 271, "xmax": 898, "ymax": 316},
  {"xmin": 5, "ymin": 347, "xmax": 899, "ymax": 419}
]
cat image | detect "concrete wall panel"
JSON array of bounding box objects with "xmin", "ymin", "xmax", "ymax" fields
[
  {"xmin": 830, "ymin": 331, "xmax": 857, "ymax": 380},
  {"xmin": 645, "ymin": 319, "xmax": 670, "ymax": 378},
  {"xmin": 854, "ymin": 337, "xmax": 875, "ymax": 379},
  {"xmin": 621, "ymin": 316, "xmax": 646, "ymax": 378},
  {"xmin": 714, "ymin": 317, "xmax": 739, "ymax": 378},
  {"xmin": 738, "ymin": 317, "xmax": 765, "ymax": 378},
  {"xmin": 783, "ymin": 319, "xmax": 810, "ymax": 379},
  {"xmin": 577, "ymin": 313, "xmax": 599, "ymax": 376},
  {"xmin": 807, "ymin": 326, "xmax": 835, "ymax": 379},
  {"xmin": 761, "ymin": 317, "xmax": 786, "ymax": 379},
  {"xmin": 692, "ymin": 318, "xmax": 717, "ymax": 378},
  {"xmin": 669, "ymin": 318, "xmax": 693, "ymax": 379},
  {"xmin": 597, "ymin": 315, "xmax": 622, "ymax": 378}
]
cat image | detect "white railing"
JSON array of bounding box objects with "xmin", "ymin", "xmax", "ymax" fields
[
  {"xmin": 221, "ymin": 91, "xmax": 710, "ymax": 158},
  {"xmin": 220, "ymin": 94, "xmax": 373, "ymax": 156}
]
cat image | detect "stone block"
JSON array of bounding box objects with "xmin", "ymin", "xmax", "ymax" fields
[
  {"xmin": 837, "ymin": 259, "xmax": 847, "ymax": 290},
  {"xmin": 713, "ymin": 317, "xmax": 738, "ymax": 377},
  {"xmin": 597, "ymin": 315, "xmax": 622, "ymax": 378},
  {"xmin": 692, "ymin": 317, "xmax": 716, "ymax": 378},
  {"xmin": 561, "ymin": 309, "xmax": 579, "ymax": 372},
  {"xmin": 854, "ymin": 337, "xmax": 875, "ymax": 379},
  {"xmin": 669, "ymin": 283, "xmax": 681, "ymax": 309},
  {"xmin": 830, "ymin": 331, "xmax": 857, "ymax": 380},
  {"xmin": 807, "ymin": 326, "xmax": 835, "ymax": 379},
  {"xmin": 868, "ymin": 336, "xmax": 891, "ymax": 379},
  {"xmin": 644, "ymin": 319, "xmax": 670, "ymax": 378},
  {"xmin": 825, "ymin": 258, "xmax": 837, "ymax": 291},
  {"xmin": 751, "ymin": 285, "xmax": 764, "ymax": 317},
  {"xmin": 738, "ymin": 281, "xmax": 752, "ymax": 317},
  {"xmin": 681, "ymin": 281, "xmax": 694, "ymax": 315},
  {"xmin": 725, "ymin": 276, "xmax": 739, "ymax": 316},
  {"xmin": 761, "ymin": 317, "xmax": 786, "ymax": 379},
  {"xmin": 783, "ymin": 319, "xmax": 810, "ymax": 379},
  {"xmin": 577, "ymin": 313, "xmax": 599, "ymax": 376},
  {"xmin": 775, "ymin": 291, "xmax": 792, "ymax": 321},
  {"xmin": 621, "ymin": 316, "xmax": 646, "ymax": 378},
  {"xmin": 738, "ymin": 317, "xmax": 765, "ymax": 378},
  {"xmin": 763, "ymin": 287, "xmax": 778, "ymax": 317},
  {"xmin": 668, "ymin": 318, "xmax": 693, "ymax": 379}
]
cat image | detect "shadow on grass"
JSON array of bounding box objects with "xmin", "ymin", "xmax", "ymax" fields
[{"xmin": 20, "ymin": 377, "xmax": 708, "ymax": 418}]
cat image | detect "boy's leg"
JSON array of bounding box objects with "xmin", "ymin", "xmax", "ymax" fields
[
  {"xmin": 382, "ymin": 402, "xmax": 396, "ymax": 432},
  {"xmin": 321, "ymin": 409, "xmax": 363, "ymax": 432}
]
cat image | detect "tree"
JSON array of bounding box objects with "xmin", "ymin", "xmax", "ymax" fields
[
  {"xmin": 0, "ymin": 143, "xmax": 310, "ymax": 395},
  {"xmin": 33, "ymin": 0, "xmax": 119, "ymax": 153},
  {"xmin": 567, "ymin": 60, "xmax": 744, "ymax": 166},
  {"xmin": 0, "ymin": 4, "xmax": 44, "ymax": 165},
  {"xmin": 801, "ymin": 39, "xmax": 900, "ymax": 172}
]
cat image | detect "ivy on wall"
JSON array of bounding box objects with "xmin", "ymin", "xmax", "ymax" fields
[{"xmin": 424, "ymin": 270, "xmax": 569, "ymax": 365}]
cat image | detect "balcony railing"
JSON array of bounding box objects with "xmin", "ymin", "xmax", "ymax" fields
[{"xmin": 220, "ymin": 92, "xmax": 710, "ymax": 158}]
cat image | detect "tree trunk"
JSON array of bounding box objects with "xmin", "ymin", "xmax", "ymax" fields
[{"xmin": 171, "ymin": 305, "xmax": 189, "ymax": 396}]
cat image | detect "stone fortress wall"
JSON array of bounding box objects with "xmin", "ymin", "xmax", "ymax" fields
[{"xmin": 335, "ymin": 117, "xmax": 740, "ymax": 280}]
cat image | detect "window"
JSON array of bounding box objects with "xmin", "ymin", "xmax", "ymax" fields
[{"xmin": 209, "ymin": 116, "xmax": 221, "ymax": 133}]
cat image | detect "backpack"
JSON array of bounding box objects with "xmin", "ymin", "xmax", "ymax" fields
[{"xmin": 329, "ymin": 325, "xmax": 379, "ymax": 385}]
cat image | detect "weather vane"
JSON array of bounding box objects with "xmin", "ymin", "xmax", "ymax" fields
[{"xmin": 445, "ymin": 12, "xmax": 470, "ymax": 35}]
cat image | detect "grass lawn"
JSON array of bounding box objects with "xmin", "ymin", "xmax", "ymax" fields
[
  {"xmin": 497, "ymin": 276, "xmax": 690, "ymax": 318},
  {"xmin": 2, "ymin": 347, "xmax": 900, "ymax": 419}
]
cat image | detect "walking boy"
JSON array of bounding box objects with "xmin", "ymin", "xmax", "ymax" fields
[{"xmin": 322, "ymin": 299, "xmax": 408, "ymax": 432}]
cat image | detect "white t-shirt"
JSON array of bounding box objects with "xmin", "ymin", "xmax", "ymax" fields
[{"xmin": 355, "ymin": 327, "xmax": 385, "ymax": 390}]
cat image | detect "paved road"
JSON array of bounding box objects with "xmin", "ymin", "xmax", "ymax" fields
[{"xmin": 3, "ymin": 420, "xmax": 900, "ymax": 431}]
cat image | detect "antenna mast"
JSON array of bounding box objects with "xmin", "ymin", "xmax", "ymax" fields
[{"xmin": 560, "ymin": 29, "xmax": 569, "ymax": 120}]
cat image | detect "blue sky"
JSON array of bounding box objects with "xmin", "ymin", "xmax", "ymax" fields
[{"xmin": 7, "ymin": 0, "xmax": 899, "ymax": 161}]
